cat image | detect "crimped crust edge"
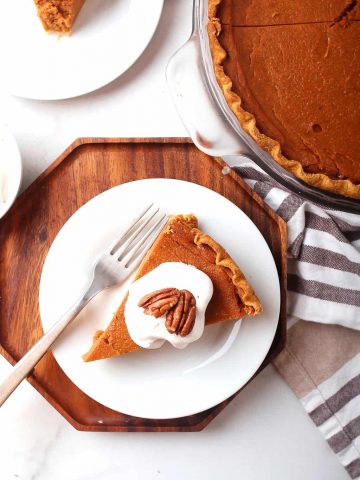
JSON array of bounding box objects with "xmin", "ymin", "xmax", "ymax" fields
[
  {"xmin": 207, "ymin": 0, "xmax": 360, "ymax": 199},
  {"xmin": 171, "ymin": 215, "xmax": 262, "ymax": 316}
]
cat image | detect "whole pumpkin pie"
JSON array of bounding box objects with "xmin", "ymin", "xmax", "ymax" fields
[
  {"xmin": 33, "ymin": 0, "xmax": 86, "ymax": 33},
  {"xmin": 83, "ymin": 214, "xmax": 262, "ymax": 362},
  {"xmin": 208, "ymin": 0, "xmax": 360, "ymax": 198}
]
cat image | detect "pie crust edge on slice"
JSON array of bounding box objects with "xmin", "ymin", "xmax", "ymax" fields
[
  {"xmin": 83, "ymin": 214, "xmax": 262, "ymax": 362},
  {"xmin": 207, "ymin": 0, "xmax": 360, "ymax": 199}
]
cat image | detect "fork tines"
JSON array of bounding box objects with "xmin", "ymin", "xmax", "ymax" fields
[{"xmin": 110, "ymin": 204, "xmax": 167, "ymax": 268}]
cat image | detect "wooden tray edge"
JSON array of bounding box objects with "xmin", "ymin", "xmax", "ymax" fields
[{"xmin": 1, "ymin": 137, "xmax": 287, "ymax": 432}]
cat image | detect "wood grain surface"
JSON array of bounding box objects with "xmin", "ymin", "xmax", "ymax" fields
[{"xmin": 0, "ymin": 138, "xmax": 287, "ymax": 431}]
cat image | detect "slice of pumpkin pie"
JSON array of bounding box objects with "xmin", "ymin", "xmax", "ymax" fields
[
  {"xmin": 83, "ymin": 214, "xmax": 262, "ymax": 362},
  {"xmin": 33, "ymin": 0, "xmax": 86, "ymax": 33}
]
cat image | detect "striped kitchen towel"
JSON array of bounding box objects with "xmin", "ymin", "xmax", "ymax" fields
[
  {"xmin": 233, "ymin": 159, "xmax": 360, "ymax": 478},
  {"xmin": 235, "ymin": 161, "xmax": 360, "ymax": 330},
  {"xmin": 274, "ymin": 322, "xmax": 360, "ymax": 479}
]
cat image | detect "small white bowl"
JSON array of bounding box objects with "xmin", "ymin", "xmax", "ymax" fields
[{"xmin": 0, "ymin": 125, "xmax": 22, "ymax": 220}]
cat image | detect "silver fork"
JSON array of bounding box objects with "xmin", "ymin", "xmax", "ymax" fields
[{"xmin": 0, "ymin": 204, "xmax": 167, "ymax": 407}]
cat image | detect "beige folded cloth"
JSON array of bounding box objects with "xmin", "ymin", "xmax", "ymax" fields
[{"xmin": 274, "ymin": 321, "xmax": 360, "ymax": 479}]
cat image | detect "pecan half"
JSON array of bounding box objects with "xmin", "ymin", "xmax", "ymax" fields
[
  {"xmin": 166, "ymin": 289, "xmax": 196, "ymax": 337},
  {"xmin": 138, "ymin": 288, "xmax": 180, "ymax": 318}
]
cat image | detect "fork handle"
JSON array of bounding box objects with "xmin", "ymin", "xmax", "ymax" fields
[{"xmin": 0, "ymin": 283, "xmax": 98, "ymax": 407}]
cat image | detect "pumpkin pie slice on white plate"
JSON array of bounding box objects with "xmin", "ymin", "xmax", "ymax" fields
[{"xmin": 83, "ymin": 214, "xmax": 262, "ymax": 362}]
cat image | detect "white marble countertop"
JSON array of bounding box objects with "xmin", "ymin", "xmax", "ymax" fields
[{"xmin": 0, "ymin": 1, "xmax": 348, "ymax": 479}]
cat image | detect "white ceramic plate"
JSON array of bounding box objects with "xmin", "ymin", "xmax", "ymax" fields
[
  {"xmin": 39, "ymin": 179, "xmax": 280, "ymax": 419},
  {"xmin": 1, "ymin": 0, "xmax": 164, "ymax": 100},
  {"xmin": 0, "ymin": 126, "xmax": 22, "ymax": 220}
]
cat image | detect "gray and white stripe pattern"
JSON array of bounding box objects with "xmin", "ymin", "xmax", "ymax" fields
[
  {"xmin": 302, "ymin": 354, "xmax": 360, "ymax": 479},
  {"xmin": 234, "ymin": 162, "xmax": 360, "ymax": 330},
  {"xmin": 233, "ymin": 160, "xmax": 360, "ymax": 478}
]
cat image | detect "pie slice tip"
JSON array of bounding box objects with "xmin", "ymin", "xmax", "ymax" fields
[{"xmin": 33, "ymin": 0, "xmax": 86, "ymax": 33}]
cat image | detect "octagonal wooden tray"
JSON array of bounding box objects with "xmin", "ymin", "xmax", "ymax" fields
[{"xmin": 0, "ymin": 138, "xmax": 287, "ymax": 431}]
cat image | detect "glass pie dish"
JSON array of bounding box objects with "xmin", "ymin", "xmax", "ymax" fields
[{"xmin": 166, "ymin": 0, "xmax": 360, "ymax": 214}]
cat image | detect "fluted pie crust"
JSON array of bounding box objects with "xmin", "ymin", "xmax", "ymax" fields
[
  {"xmin": 83, "ymin": 214, "xmax": 262, "ymax": 362},
  {"xmin": 208, "ymin": 0, "xmax": 360, "ymax": 199}
]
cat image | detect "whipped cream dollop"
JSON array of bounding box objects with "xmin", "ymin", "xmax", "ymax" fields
[{"xmin": 125, "ymin": 262, "xmax": 213, "ymax": 349}]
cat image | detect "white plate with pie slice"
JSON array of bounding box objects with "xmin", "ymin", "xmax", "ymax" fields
[
  {"xmin": 39, "ymin": 178, "xmax": 280, "ymax": 419},
  {"xmin": 1, "ymin": 0, "xmax": 163, "ymax": 100}
]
